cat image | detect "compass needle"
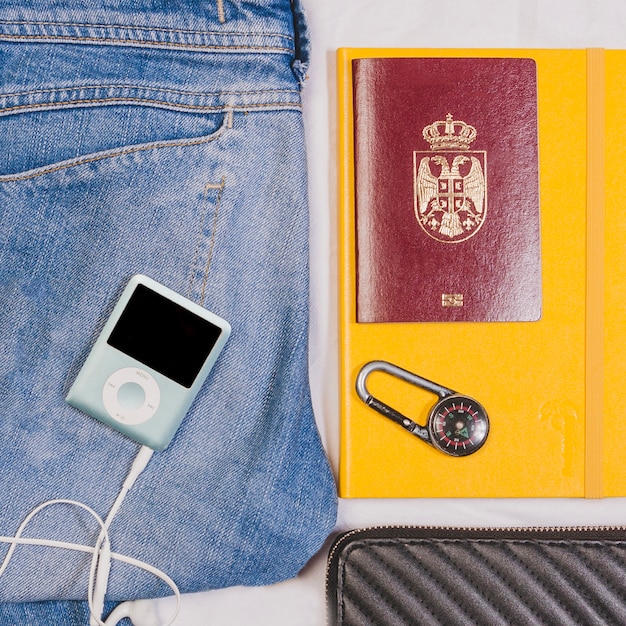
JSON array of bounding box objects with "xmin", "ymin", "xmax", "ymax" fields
[{"xmin": 428, "ymin": 394, "xmax": 489, "ymax": 456}]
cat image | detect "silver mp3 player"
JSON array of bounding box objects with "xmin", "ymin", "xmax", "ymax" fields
[{"xmin": 66, "ymin": 274, "xmax": 231, "ymax": 450}]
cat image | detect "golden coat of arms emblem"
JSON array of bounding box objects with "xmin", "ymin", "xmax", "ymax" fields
[{"xmin": 414, "ymin": 114, "xmax": 486, "ymax": 243}]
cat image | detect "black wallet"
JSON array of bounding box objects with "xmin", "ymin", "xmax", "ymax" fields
[{"xmin": 327, "ymin": 526, "xmax": 626, "ymax": 625}]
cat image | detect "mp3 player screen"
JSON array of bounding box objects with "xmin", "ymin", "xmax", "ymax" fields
[{"xmin": 107, "ymin": 284, "xmax": 223, "ymax": 388}]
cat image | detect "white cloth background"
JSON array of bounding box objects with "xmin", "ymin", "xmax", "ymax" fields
[{"xmin": 149, "ymin": 1, "xmax": 626, "ymax": 623}]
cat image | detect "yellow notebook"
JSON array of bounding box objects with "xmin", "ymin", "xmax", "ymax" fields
[{"xmin": 338, "ymin": 47, "xmax": 625, "ymax": 498}]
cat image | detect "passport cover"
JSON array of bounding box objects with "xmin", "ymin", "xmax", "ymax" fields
[
  {"xmin": 338, "ymin": 48, "xmax": 626, "ymax": 498},
  {"xmin": 353, "ymin": 57, "xmax": 541, "ymax": 323}
]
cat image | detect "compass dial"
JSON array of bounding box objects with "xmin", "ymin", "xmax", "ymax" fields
[{"xmin": 428, "ymin": 395, "xmax": 489, "ymax": 457}]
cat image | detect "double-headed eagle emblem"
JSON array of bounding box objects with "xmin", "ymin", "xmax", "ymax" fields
[{"xmin": 414, "ymin": 114, "xmax": 486, "ymax": 243}]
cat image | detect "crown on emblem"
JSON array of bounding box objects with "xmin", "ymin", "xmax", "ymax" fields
[{"xmin": 422, "ymin": 113, "xmax": 477, "ymax": 151}]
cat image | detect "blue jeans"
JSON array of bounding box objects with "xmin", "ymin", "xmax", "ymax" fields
[{"xmin": 0, "ymin": 0, "xmax": 336, "ymax": 618}]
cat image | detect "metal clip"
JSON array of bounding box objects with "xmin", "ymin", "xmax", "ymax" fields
[{"xmin": 356, "ymin": 360, "xmax": 489, "ymax": 457}]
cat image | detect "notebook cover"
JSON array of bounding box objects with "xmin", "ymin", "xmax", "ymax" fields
[
  {"xmin": 353, "ymin": 57, "xmax": 541, "ymax": 323},
  {"xmin": 338, "ymin": 48, "xmax": 619, "ymax": 498}
]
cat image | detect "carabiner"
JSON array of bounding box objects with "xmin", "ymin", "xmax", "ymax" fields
[{"xmin": 356, "ymin": 360, "xmax": 489, "ymax": 457}]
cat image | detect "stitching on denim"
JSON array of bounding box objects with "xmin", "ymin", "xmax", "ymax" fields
[
  {"xmin": 187, "ymin": 102, "xmax": 229, "ymax": 301},
  {"xmin": 0, "ymin": 20, "xmax": 294, "ymax": 42},
  {"xmin": 0, "ymin": 85, "xmax": 300, "ymax": 99},
  {"xmin": 0, "ymin": 98, "xmax": 301, "ymax": 116},
  {"xmin": 0, "ymin": 108, "xmax": 234, "ymax": 183},
  {"xmin": 0, "ymin": 33, "xmax": 293, "ymax": 53},
  {"xmin": 216, "ymin": 0, "xmax": 226, "ymax": 24},
  {"xmin": 189, "ymin": 197, "xmax": 209, "ymax": 300},
  {"xmin": 199, "ymin": 177, "xmax": 226, "ymax": 306}
]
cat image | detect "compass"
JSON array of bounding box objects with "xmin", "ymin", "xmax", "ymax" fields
[
  {"xmin": 356, "ymin": 360, "xmax": 489, "ymax": 458},
  {"xmin": 427, "ymin": 394, "xmax": 489, "ymax": 457}
]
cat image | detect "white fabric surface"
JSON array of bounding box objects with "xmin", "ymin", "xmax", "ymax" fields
[{"xmin": 150, "ymin": 1, "xmax": 626, "ymax": 623}]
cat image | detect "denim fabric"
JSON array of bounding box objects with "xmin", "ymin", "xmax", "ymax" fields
[
  {"xmin": 0, "ymin": 0, "xmax": 336, "ymax": 610},
  {"xmin": 0, "ymin": 601, "xmax": 125, "ymax": 624}
]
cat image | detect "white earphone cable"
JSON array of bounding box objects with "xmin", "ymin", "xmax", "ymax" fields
[
  {"xmin": 90, "ymin": 445, "xmax": 155, "ymax": 625},
  {"xmin": 0, "ymin": 446, "xmax": 180, "ymax": 626}
]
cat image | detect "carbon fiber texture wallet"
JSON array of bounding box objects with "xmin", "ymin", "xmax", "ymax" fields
[{"xmin": 326, "ymin": 526, "xmax": 626, "ymax": 625}]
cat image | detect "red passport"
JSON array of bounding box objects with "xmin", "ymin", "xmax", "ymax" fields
[{"xmin": 354, "ymin": 57, "xmax": 541, "ymax": 322}]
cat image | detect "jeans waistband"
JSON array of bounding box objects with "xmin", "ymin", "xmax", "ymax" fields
[
  {"xmin": 0, "ymin": 0, "xmax": 310, "ymax": 115},
  {"xmin": 0, "ymin": 0, "xmax": 303, "ymax": 55}
]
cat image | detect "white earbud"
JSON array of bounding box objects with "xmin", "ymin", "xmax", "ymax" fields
[{"xmin": 104, "ymin": 599, "xmax": 163, "ymax": 626}]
